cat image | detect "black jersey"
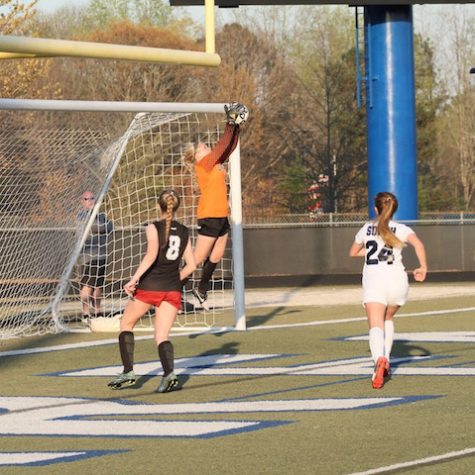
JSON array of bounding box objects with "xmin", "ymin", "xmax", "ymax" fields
[{"xmin": 137, "ymin": 220, "xmax": 189, "ymax": 292}]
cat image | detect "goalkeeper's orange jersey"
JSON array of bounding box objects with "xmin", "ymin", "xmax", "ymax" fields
[{"xmin": 195, "ymin": 124, "xmax": 240, "ymax": 219}]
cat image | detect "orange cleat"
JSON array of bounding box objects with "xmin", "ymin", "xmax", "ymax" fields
[{"xmin": 372, "ymin": 357, "xmax": 388, "ymax": 389}]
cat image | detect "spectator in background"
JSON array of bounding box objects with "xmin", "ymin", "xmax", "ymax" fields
[{"xmin": 77, "ymin": 191, "xmax": 113, "ymax": 321}]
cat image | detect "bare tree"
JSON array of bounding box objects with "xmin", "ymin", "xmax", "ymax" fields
[
  {"xmin": 432, "ymin": 7, "xmax": 475, "ymax": 209},
  {"xmin": 278, "ymin": 7, "xmax": 367, "ymax": 213}
]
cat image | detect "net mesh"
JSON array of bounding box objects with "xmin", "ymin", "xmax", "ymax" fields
[{"xmin": 0, "ymin": 109, "xmax": 234, "ymax": 339}]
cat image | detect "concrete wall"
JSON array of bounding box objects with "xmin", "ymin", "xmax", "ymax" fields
[
  {"xmin": 2, "ymin": 224, "xmax": 474, "ymax": 286},
  {"xmin": 242, "ymin": 224, "xmax": 475, "ymax": 284}
]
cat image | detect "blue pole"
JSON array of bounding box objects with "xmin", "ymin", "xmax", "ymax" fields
[{"xmin": 364, "ymin": 5, "xmax": 418, "ymax": 220}]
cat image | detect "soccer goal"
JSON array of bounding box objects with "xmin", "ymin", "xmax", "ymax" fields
[{"xmin": 0, "ymin": 99, "xmax": 246, "ymax": 339}]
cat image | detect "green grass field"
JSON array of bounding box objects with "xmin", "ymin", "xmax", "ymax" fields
[{"xmin": 1, "ymin": 292, "xmax": 475, "ymax": 474}]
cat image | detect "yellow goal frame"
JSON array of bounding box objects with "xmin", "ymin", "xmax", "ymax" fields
[{"xmin": 0, "ymin": 0, "xmax": 220, "ymax": 67}]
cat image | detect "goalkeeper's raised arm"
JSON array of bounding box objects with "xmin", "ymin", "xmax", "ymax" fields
[{"xmin": 181, "ymin": 102, "xmax": 249, "ymax": 307}]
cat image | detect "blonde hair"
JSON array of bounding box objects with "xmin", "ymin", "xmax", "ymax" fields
[
  {"xmin": 375, "ymin": 192, "xmax": 404, "ymax": 248},
  {"xmin": 181, "ymin": 142, "xmax": 199, "ymax": 193},
  {"xmin": 158, "ymin": 189, "xmax": 180, "ymax": 248}
]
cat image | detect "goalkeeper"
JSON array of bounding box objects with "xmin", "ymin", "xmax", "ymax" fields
[{"xmin": 182, "ymin": 102, "xmax": 249, "ymax": 307}]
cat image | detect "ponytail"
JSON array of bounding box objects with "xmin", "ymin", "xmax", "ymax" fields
[
  {"xmin": 157, "ymin": 189, "xmax": 180, "ymax": 249},
  {"xmin": 181, "ymin": 142, "xmax": 199, "ymax": 193},
  {"xmin": 374, "ymin": 192, "xmax": 404, "ymax": 248}
]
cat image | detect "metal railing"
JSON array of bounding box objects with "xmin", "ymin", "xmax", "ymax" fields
[{"xmin": 243, "ymin": 212, "xmax": 475, "ymax": 227}]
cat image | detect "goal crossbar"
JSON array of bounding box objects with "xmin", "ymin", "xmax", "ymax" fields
[{"xmin": 0, "ymin": 99, "xmax": 227, "ymax": 113}]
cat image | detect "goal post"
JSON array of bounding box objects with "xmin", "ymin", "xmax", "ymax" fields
[
  {"xmin": 0, "ymin": 100, "xmax": 246, "ymax": 339},
  {"xmin": 229, "ymin": 141, "xmax": 246, "ymax": 331}
]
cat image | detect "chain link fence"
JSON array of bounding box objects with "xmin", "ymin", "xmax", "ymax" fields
[{"xmin": 243, "ymin": 212, "xmax": 475, "ymax": 227}]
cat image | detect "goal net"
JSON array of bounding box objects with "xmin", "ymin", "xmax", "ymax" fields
[{"xmin": 0, "ymin": 101, "xmax": 245, "ymax": 339}]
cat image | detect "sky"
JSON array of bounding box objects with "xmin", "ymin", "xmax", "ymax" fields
[{"xmin": 37, "ymin": 0, "xmax": 86, "ymax": 12}]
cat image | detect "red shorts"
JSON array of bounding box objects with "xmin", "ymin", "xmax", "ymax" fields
[{"xmin": 134, "ymin": 289, "xmax": 181, "ymax": 310}]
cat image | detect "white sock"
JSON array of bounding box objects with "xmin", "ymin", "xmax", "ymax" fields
[
  {"xmin": 369, "ymin": 327, "xmax": 385, "ymax": 364},
  {"xmin": 384, "ymin": 320, "xmax": 395, "ymax": 360}
]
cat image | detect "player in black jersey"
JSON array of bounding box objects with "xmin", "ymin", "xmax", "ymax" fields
[{"xmin": 108, "ymin": 190, "xmax": 196, "ymax": 392}]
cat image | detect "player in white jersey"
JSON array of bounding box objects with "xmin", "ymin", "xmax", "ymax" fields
[{"xmin": 349, "ymin": 192, "xmax": 427, "ymax": 389}]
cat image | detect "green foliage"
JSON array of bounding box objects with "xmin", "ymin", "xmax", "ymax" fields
[
  {"xmin": 86, "ymin": 0, "xmax": 177, "ymax": 28},
  {"xmin": 413, "ymin": 33, "xmax": 451, "ymax": 211},
  {"xmin": 278, "ymin": 7, "xmax": 367, "ymax": 213},
  {"xmin": 0, "ymin": 0, "xmax": 38, "ymax": 35},
  {"xmin": 278, "ymin": 158, "xmax": 312, "ymax": 213}
]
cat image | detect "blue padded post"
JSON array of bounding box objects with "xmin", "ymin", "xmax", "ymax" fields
[{"xmin": 364, "ymin": 5, "xmax": 417, "ymax": 220}]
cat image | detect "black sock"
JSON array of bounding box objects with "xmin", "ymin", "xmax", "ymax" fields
[
  {"xmin": 158, "ymin": 340, "xmax": 174, "ymax": 376},
  {"xmin": 119, "ymin": 331, "xmax": 134, "ymax": 373},
  {"xmin": 198, "ymin": 258, "xmax": 218, "ymax": 293},
  {"xmin": 180, "ymin": 276, "xmax": 190, "ymax": 289}
]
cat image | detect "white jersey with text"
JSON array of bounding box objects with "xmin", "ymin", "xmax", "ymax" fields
[
  {"xmin": 355, "ymin": 220, "xmax": 414, "ymax": 305},
  {"xmin": 354, "ymin": 220, "xmax": 414, "ymax": 276}
]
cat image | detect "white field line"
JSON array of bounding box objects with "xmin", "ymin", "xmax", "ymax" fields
[
  {"xmin": 348, "ymin": 447, "xmax": 475, "ymax": 475},
  {"xmin": 243, "ymin": 306, "xmax": 475, "ymax": 332},
  {"xmin": 2, "ymin": 306, "xmax": 475, "ymax": 358}
]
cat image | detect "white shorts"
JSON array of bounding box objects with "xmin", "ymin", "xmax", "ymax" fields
[{"xmin": 362, "ymin": 271, "xmax": 409, "ymax": 306}]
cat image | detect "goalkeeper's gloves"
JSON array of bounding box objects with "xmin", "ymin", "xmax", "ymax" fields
[{"xmin": 224, "ymin": 102, "xmax": 249, "ymax": 126}]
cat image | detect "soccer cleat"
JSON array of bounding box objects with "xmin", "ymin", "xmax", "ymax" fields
[
  {"xmin": 192, "ymin": 288, "xmax": 208, "ymax": 309},
  {"xmin": 107, "ymin": 371, "xmax": 136, "ymax": 390},
  {"xmin": 156, "ymin": 372, "xmax": 180, "ymax": 393},
  {"xmin": 372, "ymin": 357, "xmax": 388, "ymax": 389}
]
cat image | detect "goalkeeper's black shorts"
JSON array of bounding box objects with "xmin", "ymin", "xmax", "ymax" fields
[
  {"xmin": 80, "ymin": 259, "xmax": 107, "ymax": 288},
  {"xmin": 197, "ymin": 217, "xmax": 230, "ymax": 238}
]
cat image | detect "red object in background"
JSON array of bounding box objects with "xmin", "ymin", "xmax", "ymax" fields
[{"xmin": 307, "ymin": 175, "xmax": 328, "ymax": 220}]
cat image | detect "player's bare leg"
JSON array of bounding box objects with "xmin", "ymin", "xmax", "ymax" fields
[
  {"xmin": 194, "ymin": 234, "xmax": 217, "ymax": 266},
  {"xmin": 120, "ymin": 299, "xmax": 152, "ymax": 331},
  {"xmin": 209, "ymin": 233, "xmax": 228, "ymax": 263},
  {"xmin": 154, "ymin": 301, "xmax": 178, "ymax": 345},
  {"xmin": 91, "ymin": 287, "xmax": 102, "ymax": 316},
  {"xmin": 80, "ymin": 285, "xmax": 93, "ymax": 319}
]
